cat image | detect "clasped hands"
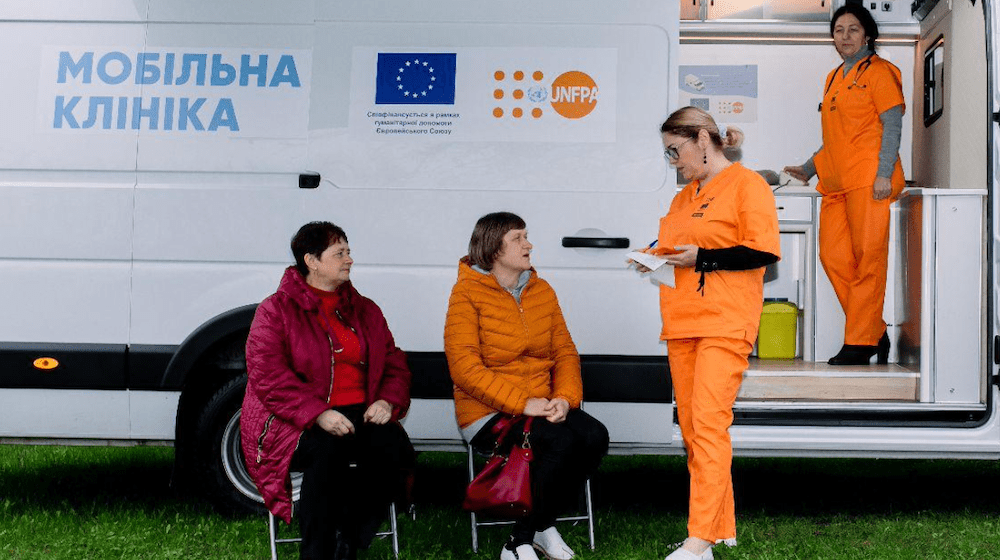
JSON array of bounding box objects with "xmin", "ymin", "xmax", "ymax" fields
[
  {"xmin": 524, "ymin": 397, "xmax": 570, "ymax": 423},
  {"xmin": 316, "ymin": 399, "xmax": 393, "ymax": 436}
]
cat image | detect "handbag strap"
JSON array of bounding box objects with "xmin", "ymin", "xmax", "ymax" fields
[
  {"xmin": 487, "ymin": 415, "xmax": 521, "ymax": 456},
  {"xmin": 519, "ymin": 417, "xmax": 534, "ymax": 449},
  {"xmin": 488, "ymin": 415, "xmax": 534, "ymax": 455}
]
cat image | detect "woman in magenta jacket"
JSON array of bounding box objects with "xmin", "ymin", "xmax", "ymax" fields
[{"xmin": 241, "ymin": 221, "xmax": 413, "ymax": 560}]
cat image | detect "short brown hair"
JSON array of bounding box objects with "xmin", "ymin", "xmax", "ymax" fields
[
  {"xmin": 290, "ymin": 221, "xmax": 347, "ymax": 277},
  {"xmin": 467, "ymin": 212, "xmax": 526, "ymax": 270}
]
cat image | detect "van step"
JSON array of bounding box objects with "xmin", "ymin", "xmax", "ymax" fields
[{"xmin": 739, "ymin": 360, "xmax": 918, "ymax": 401}]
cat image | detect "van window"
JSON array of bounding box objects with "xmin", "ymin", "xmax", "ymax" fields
[{"xmin": 923, "ymin": 36, "xmax": 944, "ymax": 126}]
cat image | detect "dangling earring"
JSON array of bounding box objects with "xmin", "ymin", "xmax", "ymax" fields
[{"xmin": 703, "ymin": 151, "xmax": 708, "ymax": 165}]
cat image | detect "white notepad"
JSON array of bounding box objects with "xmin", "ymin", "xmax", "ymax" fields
[{"xmin": 625, "ymin": 251, "xmax": 675, "ymax": 288}]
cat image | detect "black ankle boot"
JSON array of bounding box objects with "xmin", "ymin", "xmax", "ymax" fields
[
  {"xmin": 828, "ymin": 332, "xmax": 890, "ymax": 366},
  {"xmin": 875, "ymin": 331, "xmax": 890, "ymax": 364}
]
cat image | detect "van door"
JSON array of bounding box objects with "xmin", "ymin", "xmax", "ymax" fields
[
  {"xmin": 0, "ymin": 3, "xmax": 140, "ymax": 437},
  {"xmin": 129, "ymin": 2, "xmax": 315, "ymax": 375}
]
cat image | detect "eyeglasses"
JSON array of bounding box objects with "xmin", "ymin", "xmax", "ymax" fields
[{"xmin": 663, "ymin": 138, "xmax": 694, "ymax": 161}]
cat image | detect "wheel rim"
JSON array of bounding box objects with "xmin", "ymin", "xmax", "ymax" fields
[
  {"xmin": 221, "ymin": 409, "xmax": 263, "ymax": 503},
  {"xmin": 221, "ymin": 409, "xmax": 302, "ymax": 503}
]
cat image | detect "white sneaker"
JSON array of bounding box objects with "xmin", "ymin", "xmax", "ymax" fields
[
  {"xmin": 500, "ymin": 543, "xmax": 540, "ymax": 560},
  {"xmin": 664, "ymin": 544, "xmax": 713, "ymax": 560},
  {"xmin": 533, "ymin": 527, "xmax": 575, "ymax": 560}
]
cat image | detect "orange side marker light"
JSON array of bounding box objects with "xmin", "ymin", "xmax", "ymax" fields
[{"xmin": 33, "ymin": 357, "xmax": 59, "ymax": 370}]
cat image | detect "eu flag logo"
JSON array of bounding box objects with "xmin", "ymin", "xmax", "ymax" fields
[{"xmin": 375, "ymin": 53, "xmax": 456, "ymax": 105}]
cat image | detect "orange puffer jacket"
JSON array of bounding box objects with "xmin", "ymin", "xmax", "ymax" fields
[{"xmin": 444, "ymin": 258, "xmax": 582, "ymax": 428}]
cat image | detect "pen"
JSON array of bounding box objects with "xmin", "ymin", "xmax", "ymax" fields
[{"xmin": 647, "ymin": 240, "xmax": 657, "ymax": 249}]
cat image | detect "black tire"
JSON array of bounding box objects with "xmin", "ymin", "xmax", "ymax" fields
[
  {"xmin": 193, "ymin": 374, "xmax": 264, "ymax": 515},
  {"xmin": 194, "ymin": 373, "xmax": 304, "ymax": 515}
]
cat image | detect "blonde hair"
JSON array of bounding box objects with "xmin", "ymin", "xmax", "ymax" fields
[{"xmin": 660, "ymin": 106, "xmax": 744, "ymax": 152}]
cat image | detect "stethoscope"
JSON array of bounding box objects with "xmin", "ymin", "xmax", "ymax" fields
[{"xmin": 818, "ymin": 53, "xmax": 875, "ymax": 112}]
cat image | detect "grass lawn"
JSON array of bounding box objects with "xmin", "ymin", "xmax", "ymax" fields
[{"xmin": 1, "ymin": 445, "xmax": 999, "ymax": 559}]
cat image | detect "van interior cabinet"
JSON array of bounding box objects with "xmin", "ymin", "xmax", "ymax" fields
[
  {"xmin": 899, "ymin": 188, "xmax": 987, "ymax": 405},
  {"xmin": 764, "ymin": 190, "xmax": 818, "ymax": 361}
]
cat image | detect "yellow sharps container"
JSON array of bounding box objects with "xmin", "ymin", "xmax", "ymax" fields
[{"xmin": 757, "ymin": 299, "xmax": 798, "ymax": 359}]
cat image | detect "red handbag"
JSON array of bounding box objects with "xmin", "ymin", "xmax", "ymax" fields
[{"xmin": 463, "ymin": 416, "xmax": 534, "ymax": 518}]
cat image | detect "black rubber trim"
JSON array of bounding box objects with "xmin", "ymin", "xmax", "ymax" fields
[
  {"xmin": 128, "ymin": 345, "xmax": 179, "ymax": 389},
  {"xmin": 407, "ymin": 352, "xmax": 670, "ymax": 403},
  {"xmin": 407, "ymin": 352, "xmax": 455, "ymax": 399},
  {"xmin": 0, "ymin": 342, "xmax": 125, "ymax": 389},
  {"xmin": 561, "ymin": 237, "xmax": 630, "ymax": 249},
  {"xmin": 580, "ymin": 355, "xmax": 670, "ymax": 403},
  {"xmin": 731, "ymin": 407, "xmax": 991, "ymax": 428},
  {"xmin": 160, "ymin": 304, "xmax": 259, "ymax": 389}
]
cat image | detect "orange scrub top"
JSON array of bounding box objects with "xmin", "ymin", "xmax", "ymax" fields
[
  {"xmin": 814, "ymin": 55, "xmax": 906, "ymax": 196},
  {"xmin": 658, "ymin": 163, "xmax": 781, "ymax": 344}
]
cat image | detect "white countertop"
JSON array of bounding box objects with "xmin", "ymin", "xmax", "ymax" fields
[{"xmin": 770, "ymin": 185, "xmax": 819, "ymax": 197}]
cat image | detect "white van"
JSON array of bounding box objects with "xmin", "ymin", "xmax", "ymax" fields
[{"xmin": 0, "ymin": 0, "xmax": 997, "ymax": 514}]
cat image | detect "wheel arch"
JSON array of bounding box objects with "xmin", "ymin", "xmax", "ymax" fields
[
  {"xmin": 161, "ymin": 303, "xmax": 259, "ymax": 389},
  {"xmin": 168, "ymin": 304, "xmax": 258, "ymax": 490}
]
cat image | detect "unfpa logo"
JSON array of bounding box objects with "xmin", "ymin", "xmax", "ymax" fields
[
  {"xmin": 550, "ymin": 71, "xmax": 598, "ymax": 119},
  {"xmin": 492, "ymin": 69, "xmax": 598, "ymax": 120}
]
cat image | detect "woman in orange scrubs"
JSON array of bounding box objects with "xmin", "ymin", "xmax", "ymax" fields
[
  {"xmin": 636, "ymin": 106, "xmax": 780, "ymax": 560},
  {"xmin": 784, "ymin": 4, "xmax": 905, "ymax": 366}
]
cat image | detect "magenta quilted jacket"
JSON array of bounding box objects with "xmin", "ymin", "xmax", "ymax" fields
[{"xmin": 240, "ymin": 266, "xmax": 411, "ymax": 522}]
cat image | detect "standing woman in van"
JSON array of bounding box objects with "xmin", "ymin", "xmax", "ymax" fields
[
  {"xmin": 638, "ymin": 107, "xmax": 780, "ymax": 559},
  {"xmin": 784, "ymin": 3, "xmax": 905, "ymax": 365},
  {"xmin": 445, "ymin": 211, "xmax": 609, "ymax": 560},
  {"xmin": 241, "ymin": 221, "xmax": 414, "ymax": 560}
]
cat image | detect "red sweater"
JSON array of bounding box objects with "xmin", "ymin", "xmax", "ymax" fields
[{"xmin": 309, "ymin": 285, "xmax": 366, "ymax": 407}]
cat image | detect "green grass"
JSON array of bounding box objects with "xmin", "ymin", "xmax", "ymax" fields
[{"xmin": 2, "ymin": 445, "xmax": 1000, "ymax": 559}]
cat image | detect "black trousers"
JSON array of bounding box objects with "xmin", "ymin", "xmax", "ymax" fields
[
  {"xmin": 292, "ymin": 405, "xmax": 414, "ymax": 560},
  {"xmin": 470, "ymin": 409, "xmax": 609, "ymax": 545}
]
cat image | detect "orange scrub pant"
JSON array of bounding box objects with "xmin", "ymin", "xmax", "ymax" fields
[
  {"xmin": 667, "ymin": 336, "xmax": 751, "ymax": 544},
  {"xmin": 818, "ymin": 188, "xmax": 895, "ymax": 346}
]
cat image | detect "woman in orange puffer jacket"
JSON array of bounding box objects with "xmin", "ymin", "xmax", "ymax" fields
[{"xmin": 445, "ymin": 211, "xmax": 609, "ymax": 560}]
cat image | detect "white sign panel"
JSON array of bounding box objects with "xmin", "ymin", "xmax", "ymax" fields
[
  {"xmin": 38, "ymin": 47, "xmax": 311, "ymax": 138},
  {"xmin": 349, "ymin": 47, "xmax": 617, "ymax": 143}
]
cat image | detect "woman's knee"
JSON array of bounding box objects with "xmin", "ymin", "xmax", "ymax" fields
[
  {"xmin": 566, "ymin": 409, "xmax": 610, "ymax": 452},
  {"xmin": 360, "ymin": 422, "xmax": 414, "ymax": 465}
]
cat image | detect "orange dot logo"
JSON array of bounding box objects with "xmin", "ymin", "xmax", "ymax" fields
[
  {"xmin": 493, "ymin": 107, "xmax": 504, "ymax": 118},
  {"xmin": 550, "ymin": 71, "xmax": 598, "ymax": 119},
  {"xmin": 494, "ymin": 70, "xmax": 505, "ymax": 81},
  {"xmin": 732, "ymin": 101, "xmax": 744, "ymax": 114},
  {"xmin": 532, "ymin": 108, "xmax": 543, "ymax": 118},
  {"xmin": 512, "ymin": 108, "xmax": 523, "ymax": 118},
  {"xmin": 493, "ymin": 89, "xmax": 504, "ymax": 100}
]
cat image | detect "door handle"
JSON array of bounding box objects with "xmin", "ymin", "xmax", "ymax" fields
[
  {"xmin": 299, "ymin": 173, "xmax": 320, "ymax": 189},
  {"xmin": 561, "ymin": 237, "xmax": 630, "ymax": 249}
]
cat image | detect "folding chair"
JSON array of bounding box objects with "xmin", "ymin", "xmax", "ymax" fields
[
  {"xmin": 466, "ymin": 444, "xmax": 595, "ymax": 553},
  {"xmin": 267, "ymin": 468, "xmax": 400, "ymax": 560},
  {"xmin": 267, "ymin": 502, "xmax": 398, "ymax": 559}
]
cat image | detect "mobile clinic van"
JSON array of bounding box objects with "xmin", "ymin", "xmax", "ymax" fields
[{"xmin": 0, "ymin": 0, "xmax": 996, "ymax": 514}]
